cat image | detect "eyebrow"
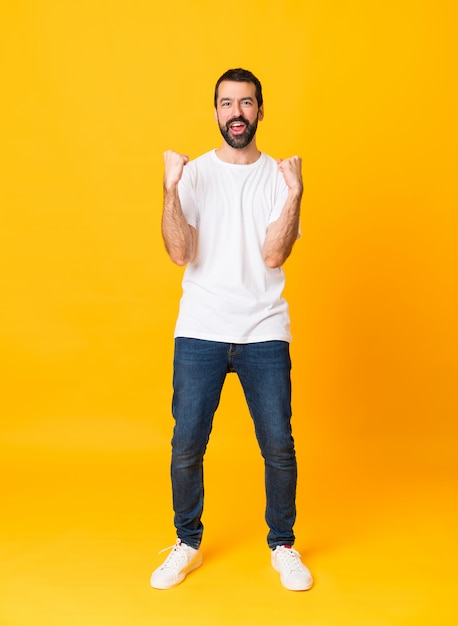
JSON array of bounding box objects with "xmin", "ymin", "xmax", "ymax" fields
[{"xmin": 219, "ymin": 96, "xmax": 255, "ymax": 104}]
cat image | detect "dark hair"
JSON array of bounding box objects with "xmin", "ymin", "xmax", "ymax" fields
[{"xmin": 214, "ymin": 68, "xmax": 263, "ymax": 108}]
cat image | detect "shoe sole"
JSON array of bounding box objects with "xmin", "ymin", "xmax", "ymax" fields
[{"xmin": 279, "ymin": 574, "xmax": 313, "ymax": 591}]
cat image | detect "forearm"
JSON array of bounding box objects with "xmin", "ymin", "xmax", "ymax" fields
[
  {"xmin": 162, "ymin": 184, "xmax": 196, "ymax": 266},
  {"xmin": 263, "ymin": 188, "xmax": 302, "ymax": 268}
]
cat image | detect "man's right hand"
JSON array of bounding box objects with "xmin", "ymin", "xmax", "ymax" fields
[{"xmin": 163, "ymin": 150, "xmax": 189, "ymax": 190}]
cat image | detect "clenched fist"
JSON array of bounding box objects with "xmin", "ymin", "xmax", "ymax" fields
[
  {"xmin": 163, "ymin": 150, "xmax": 190, "ymax": 191},
  {"xmin": 277, "ymin": 156, "xmax": 303, "ymax": 194}
]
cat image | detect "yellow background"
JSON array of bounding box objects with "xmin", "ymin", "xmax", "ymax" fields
[{"xmin": 1, "ymin": 1, "xmax": 457, "ymax": 624}]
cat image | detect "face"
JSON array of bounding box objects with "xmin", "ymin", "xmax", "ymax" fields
[{"xmin": 214, "ymin": 81, "xmax": 264, "ymax": 149}]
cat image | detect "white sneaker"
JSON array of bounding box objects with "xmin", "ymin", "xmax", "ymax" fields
[
  {"xmin": 271, "ymin": 545, "xmax": 313, "ymax": 591},
  {"xmin": 150, "ymin": 540, "xmax": 202, "ymax": 589}
]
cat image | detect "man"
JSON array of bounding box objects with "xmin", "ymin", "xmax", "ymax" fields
[{"xmin": 150, "ymin": 68, "xmax": 313, "ymax": 592}]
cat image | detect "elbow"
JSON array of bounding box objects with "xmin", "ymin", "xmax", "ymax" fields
[
  {"xmin": 264, "ymin": 245, "xmax": 292, "ymax": 268},
  {"xmin": 264, "ymin": 253, "xmax": 285, "ymax": 269},
  {"xmin": 264, "ymin": 239, "xmax": 297, "ymax": 268},
  {"xmin": 164, "ymin": 239, "xmax": 195, "ymax": 267},
  {"xmin": 169, "ymin": 245, "xmax": 195, "ymax": 267},
  {"xmin": 172, "ymin": 257, "xmax": 188, "ymax": 267},
  {"xmin": 169, "ymin": 251, "xmax": 191, "ymax": 266},
  {"xmin": 164, "ymin": 226, "xmax": 196, "ymax": 267}
]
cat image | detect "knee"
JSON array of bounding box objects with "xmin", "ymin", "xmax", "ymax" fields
[
  {"xmin": 260, "ymin": 434, "xmax": 296, "ymax": 467},
  {"xmin": 171, "ymin": 431, "xmax": 209, "ymax": 467}
]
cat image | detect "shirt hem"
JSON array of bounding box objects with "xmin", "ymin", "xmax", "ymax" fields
[{"xmin": 173, "ymin": 331, "xmax": 292, "ymax": 344}]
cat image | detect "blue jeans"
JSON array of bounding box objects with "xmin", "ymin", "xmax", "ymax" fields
[{"xmin": 171, "ymin": 337, "xmax": 297, "ymax": 550}]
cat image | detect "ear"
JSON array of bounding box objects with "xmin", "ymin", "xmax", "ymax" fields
[
  {"xmin": 214, "ymin": 108, "xmax": 218, "ymax": 123},
  {"xmin": 258, "ymin": 105, "xmax": 264, "ymax": 121}
]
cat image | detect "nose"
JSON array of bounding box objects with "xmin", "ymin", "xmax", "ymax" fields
[{"xmin": 232, "ymin": 102, "xmax": 242, "ymax": 117}]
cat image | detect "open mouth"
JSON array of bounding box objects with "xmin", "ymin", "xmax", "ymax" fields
[{"xmin": 228, "ymin": 118, "xmax": 248, "ymax": 134}]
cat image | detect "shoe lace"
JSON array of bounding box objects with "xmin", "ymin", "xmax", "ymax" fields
[
  {"xmin": 157, "ymin": 542, "xmax": 187, "ymax": 572},
  {"xmin": 278, "ymin": 546, "xmax": 304, "ymax": 572}
]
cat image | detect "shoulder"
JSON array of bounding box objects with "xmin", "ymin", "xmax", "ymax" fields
[
  {"xmin": 187, "ymin": 150, "xmax": 216, "ymax": 169},
  {"xmin": 258, "ymin": 153, "xmax": 286, "ymax": 182},
  {"xmin": 179, "ymin": 151, "xmax": 217, "ymax": 192},
  {"xmin": 260, "ymin": 152, "xmax": 277, "ymax": 165},
  {"xmin": 258, "ymin": 152, "xmax": 281, "ymax": 175}
]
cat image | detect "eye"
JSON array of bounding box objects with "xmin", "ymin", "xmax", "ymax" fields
[{"xmin": 242, "ymin": 99, "xmax": 252, "ymax": 106}]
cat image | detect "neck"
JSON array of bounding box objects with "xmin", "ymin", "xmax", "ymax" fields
[{"xmin": 215, "ymin": 141, "xmax": 261, "ymax": 165}]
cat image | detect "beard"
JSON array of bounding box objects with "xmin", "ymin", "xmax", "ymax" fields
[{"xmin": 217, "ymin": 115, "xmax": 259, "ymax": 149}]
